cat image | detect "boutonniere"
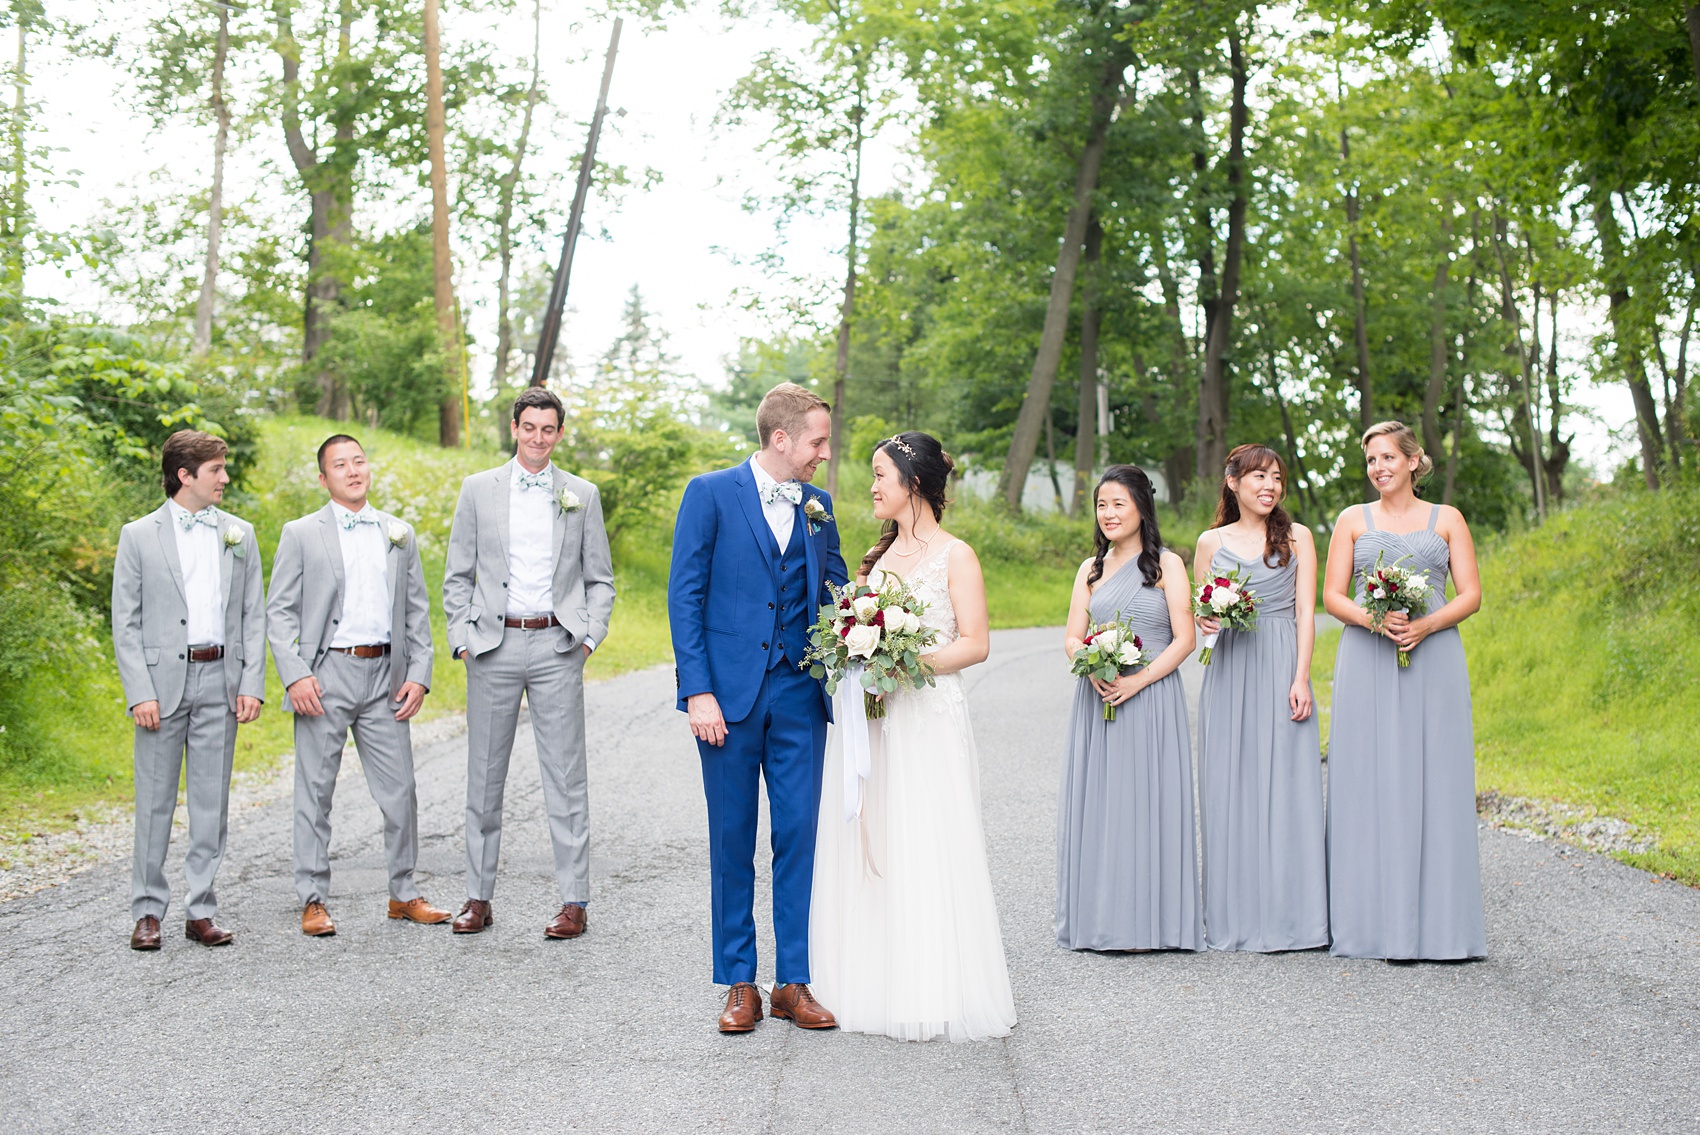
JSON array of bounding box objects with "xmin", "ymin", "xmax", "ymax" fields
[
  {"xmin": 387, "ymin": 521, "xmax": 410, "ymax": 549},
  {"xmin": 803, "ymin": 497, "xmax": 833, "ymax": 534},
  {"xmin": 221, "ymin": 525, "xmax": 245, "ymax": 558},
  {"xmin": 557, "ymin": 487, "xmax": 584, "ymax": 514}
]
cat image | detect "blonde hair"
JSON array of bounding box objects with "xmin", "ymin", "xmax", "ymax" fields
[
  {"xmin": 1360, "ymin": 420, "xmax": 1435, "ymax": 485},
  {"xmin": 756, "ymin": 382, "xmax": 830, "ymax": 447}
]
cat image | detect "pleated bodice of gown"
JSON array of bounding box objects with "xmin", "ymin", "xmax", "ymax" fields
[
  {"xmin": 1196, "ymin": 536, "xmax": 1328, "ymax": 952},
  {"xmin": 809, "ymin": 541, "xmax": 1017, "ymax": 1042},
  {"xmin": 1327, "ymin": 504, "xmax": 1486, "ymax": 959},
  {"xmin": 1055, "ymin": 560, "xmax": 1202, "ymax": 952}
]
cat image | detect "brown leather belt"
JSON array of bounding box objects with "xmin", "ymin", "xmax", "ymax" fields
[
  {"xmin": 328, "ymin": 644, "xmax": 391, "ymax": 658},
  {"xmin": 503, "ymin": 615, "xmax": 559, "ymax": 630},
  {"xmin": 187, "ymin": 646, "xmax": 224, "ymax": 663}
]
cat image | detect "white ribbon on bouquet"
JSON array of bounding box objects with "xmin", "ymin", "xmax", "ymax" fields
[
  {"xmin": 839, "ymin": 665, "xmax": 872, "ymax": 823},
  {"xmin": 1199, "ymin": 630, "xmax": 1220, "ymax": 655}
]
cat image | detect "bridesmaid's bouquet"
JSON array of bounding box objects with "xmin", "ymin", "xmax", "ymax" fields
[
  {"xmin": 1190, "ymin": 567, "xmax": 1259, "ymax": 665},
  {"xmin": 1069, "ymin": 616, "xmax": 1151, "ymax": 721},
  {"xmin": 806, "ymin": 575, "xmax": 939, "ymax": 719},
  {"xmin": 1356, "ymin": 551, "xmax": 1433, "ymax": 667}
]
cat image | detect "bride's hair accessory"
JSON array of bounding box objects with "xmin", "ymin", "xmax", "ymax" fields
[{"xmin": 885, "ymin": 434, "xmax": 918, "ymax": 459}]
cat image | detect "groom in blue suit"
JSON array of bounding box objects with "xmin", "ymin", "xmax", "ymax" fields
[{"xmin": 669, "ymin": 382, "xmax": 848, "ymax": 1033}]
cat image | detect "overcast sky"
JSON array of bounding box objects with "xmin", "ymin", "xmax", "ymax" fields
[{"xmin": 33, "ymin": 0, "xmax": 1635, "ymax": 476}]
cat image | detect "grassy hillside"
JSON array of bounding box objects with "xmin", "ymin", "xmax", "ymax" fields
[{"xmin": 1464, "ymin": 483, "xmax": 1700, "ymax": 882}]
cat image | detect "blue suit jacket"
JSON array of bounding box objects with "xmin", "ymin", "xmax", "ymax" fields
[{"xmin": 669, "ymin": 460, "xmax": 848, "ymax": 724}]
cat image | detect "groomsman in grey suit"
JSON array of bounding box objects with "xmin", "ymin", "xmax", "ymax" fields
[
  {"xmin": 442, "ymin": 387, "xmax": 616, "ymax": 937},
  {"xmin": 112, "ymin": 429, "xmax": 266, "ymax": 951},
  {"xmin": 266, "ymin": 434, "xmax": 451, "ymax": 937}
]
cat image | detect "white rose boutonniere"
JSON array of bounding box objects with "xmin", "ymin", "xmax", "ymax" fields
[
  {"xmin": 221, "ymin": 525, "xmax": 245, "ymax": 559},
  {"xmin": 557, "ymin": 486, "xmax": 584, "ymax": 514},
  {"xmin": 387, "ymin": 521, "xmax": 410, "ymax": 549},
  {"xmin": 802, "ymin": 496, "xmax": 832, "ymax": 533}
]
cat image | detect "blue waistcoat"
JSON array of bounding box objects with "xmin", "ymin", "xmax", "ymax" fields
[{"xmin": 768, "ymin": 517, "xmax": 811, "ymax": 672}]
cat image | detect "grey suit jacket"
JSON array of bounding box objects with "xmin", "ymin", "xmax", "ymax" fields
[
  {"xmin": 111, "ymin": 502, "xmax": 267, "ymax": 717},
  {"xmin": 266, "ymin": 503, "xmax": 434, "ymax": 712},
  {"xmin": 442, "ymin": 462, "xmax": 616, "ymax": 659}
]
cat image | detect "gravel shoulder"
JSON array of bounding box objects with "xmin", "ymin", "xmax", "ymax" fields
[{"xmin": 4, "ymin": 626, "xmax": 1699, "ymax": 1133}]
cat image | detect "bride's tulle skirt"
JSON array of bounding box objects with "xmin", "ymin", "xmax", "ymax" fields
[{"xmin": 808, "ymin": 674, "xmax": 1018, "ymax": 1042}]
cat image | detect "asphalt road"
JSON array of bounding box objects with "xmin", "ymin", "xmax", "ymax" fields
[{"xmin": 4, "ymin": 626, "xmax": 1699, "ymax": 1133}]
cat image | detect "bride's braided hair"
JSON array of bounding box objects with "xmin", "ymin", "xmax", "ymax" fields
[{"xmin": 858, "ymin": 432, "xmax": 955, "ymax": 579}]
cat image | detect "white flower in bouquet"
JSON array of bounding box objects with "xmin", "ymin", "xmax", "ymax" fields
[
  {"xmin": 1095, "ymin": 626, "xmax": 1122, "ymax": 652},
  {"xmin": 1209, "ymin": 586, "xmax": 1240, "ymax": 612},
  {"xmin": 851, "ymin": 595, "xmax": 880, "ymax": 620},
  {"xmin": 882, "ymin": 605, "xmax": 907, "ymax": 629},
  {"xmin": 1116, "ymin": 642, "xmax": 1144, "ymax": 668},
  {"xmin": 844, "ymin": 623, "xmax": 882, "ymax": 660}
]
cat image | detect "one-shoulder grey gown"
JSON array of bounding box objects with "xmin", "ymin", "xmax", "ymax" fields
[
  {"xmin": 1327, "ymin": 504, "xmax": 1486, "ymax": 959},
  {"xmin": 1056, "ymin": 563, "xmax": 1202, "ymax": 951},
  {"xmin": 1197, "ymin": 539, "xmax": 1329, "ymax": 952}
]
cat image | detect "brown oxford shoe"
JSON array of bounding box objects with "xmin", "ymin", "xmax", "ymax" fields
[
  {"xmin": 451, "ymin": 899, "xmax": 492, "ymax": 934},
  {"xmin": 301, "ymin": 901, "xmax": 336, "ymax": 937},
  {"xmin": 769, "ymin": 983, "xmax": 836, "ymax": 1029},
  {"xmin": 544, "ymin": 903, "xmax": 586, "ymax": 939},
  {"xmin": 387, "ymin": 896, "xmax": 451, "ymax": 925},
  {"xmin": 718, "ymin": 982, "xmax": 763, "ymax": 1033},
  {"xmin": 184, "ymin": 918, "xmax": 234, "ymax": 947},
  {"xmin": 130, "ymin": 916, "xmax": 161, "ymax": 951}
]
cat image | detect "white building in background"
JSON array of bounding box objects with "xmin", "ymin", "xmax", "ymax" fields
[{"xmin": 955, "ymin": 461, "xmax": 1169, "ymax": 514}]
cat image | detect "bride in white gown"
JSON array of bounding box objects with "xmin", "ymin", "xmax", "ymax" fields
[{"xmin": 809, "ymin": 431, "xmax": 1017, "ymax": 1043}]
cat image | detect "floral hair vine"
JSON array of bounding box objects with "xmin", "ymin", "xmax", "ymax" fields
[{"xmin": 885, "ymin": 435, "xmax": 918, "ymax": 460}]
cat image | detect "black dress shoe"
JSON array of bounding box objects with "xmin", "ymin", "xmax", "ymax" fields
[
  {"xmin": 130, "ymin": 916, "xmax": 161, "ymax": 951},
  {"xmin": 184, "ymin": 918, "xmax": 233, "ymax": 946}
]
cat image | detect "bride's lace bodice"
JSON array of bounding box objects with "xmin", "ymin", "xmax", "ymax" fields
[{"xmin": 872, "ymin": 539, "xmax": 959, "ymax": 648}]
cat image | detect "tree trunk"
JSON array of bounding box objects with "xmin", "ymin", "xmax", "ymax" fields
[
  {"xmin": 998, "ymin": 45, "xmax": 1132, "ymax": 510},
  {"xmin": 192, "ymin": 6, "xmax": 231, "ymax": 358},
  {"xmin": 1341, "ymin": 126, "xmax": 1373, "ymax": 432},
  {"xmin": 492, "ymin": 0, "xmax": 543, "ymax": 390},
  {"xmin": 1196, "ymin": 27, "xmax": 1248, "ymax": 483},
  {"xmin": 1443, "ymin": 378, "xmax": 1465, "ymax": 507},
  {"xmin": 1154, "ymin": 238, "xmax": 1194, "ymax": 504},
  {"xmin": 1188, "ymin": 67, "xmax": 1219, "ymax": 489},
  {"xmin": 5, "ymin": 12, "xmax": 26, "ymax": 295},
  {"xmin": 1652, "ymin": 276, "xmax": 1696, "ymax": 473},
  {"xmin": 1491, "ymin": 212, "xmax": 1544, "ymax": 519},
  {"xmin": 1070, "ymin": 212, "xmax": 1103, "ymax": 517},
  {"xmin": 1264, "ymin": 345, "xmax": 1317, "ymax": 512},
  {"xmin": 425, "ymin": 0, "xmax": 460, "ymax": 447},
  {"xmin": 1686, "ymin": 6, "xmax": 1700, "ymax": 85},
  {"xmin": 827, "ymin": 74, "xmax": 866, "ymax": 498},
  {"xmin": 1594, "ymin": 192, "xmax": 1665, "ymax": 488},
  {"xmin": 1421, "ymin": 210, "xmax": 1452, "ymax": 457},
  {"xmin": 1543, "ymin": 289, "xmax": 1570, "ymax": 503},
  {"xmin": 1044, "ymin": 413, "xmax": 1065, "ymax": 511}
]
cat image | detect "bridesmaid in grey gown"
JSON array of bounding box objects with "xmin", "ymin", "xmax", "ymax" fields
[
  {"xmin": 1323, "ymin": 420, "xmax": 1487, "ymax": 960},
  {"xmin": 1194, "ymin": 444, "xmax": 1329, "ymax": 952},
  {"xmin": 1056, "ymin": 465, "xmax": 1201, "ymax": 952}
]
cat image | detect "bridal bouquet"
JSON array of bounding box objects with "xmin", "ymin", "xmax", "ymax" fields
[
  {"xmin": 1190, "ymin": 567, "xmax": 1259, "ymax": 665},
  {"xmin": 805, "ymin": 575, "xmax": 939, "ymax": 720},
  {"xmin": 1069, "ymin": 616, "xmax": 1151, "ymax": 721},
  {"xmin": 1356, "ymin": 551, "xmax": 1433, "ymax": 667}
]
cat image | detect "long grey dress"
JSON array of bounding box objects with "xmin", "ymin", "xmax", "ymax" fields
[
  {"xmin": 1327, "ymin": 504, "xmax": 1486, "ymax": 960},
  {"xmin": 1197, "ymin": 537, "xmax": 1329, "ymax": 951},
  {"xmin": 1056, "ymin": 562, "xmax": 1203, "ymax": 951}
]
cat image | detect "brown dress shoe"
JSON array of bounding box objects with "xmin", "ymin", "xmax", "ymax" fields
[
  {"xmin": 130, "ymin": 916, "xmax": 161, "ymax": 951},
  {"xmin": 544, "ymin": 903, "xmax": 586, "ymax": 939},
  {"xmin": 301, "ymin": 901, "xmax": 336, "ymax": 937},
  {"xmin": 451, "ymin": 899, "xmax": 492, "ymax": 934},
  {"xmin": 718, "ymin": 982, "xmax": 764, "ymax": 1033},
  {"xmin": 184, "ymin": 918, "xmax": 234, "ymax": 947},
  {"xmin": 388, "ymin": 896, "xmax": 451, "ymax": 924},
  {"xmin": 770, "ymin": 983, "xmax": 836, "ymax": 1029}
]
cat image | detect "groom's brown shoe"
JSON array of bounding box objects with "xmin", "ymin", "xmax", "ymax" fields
[
  {"xmin": 451, "ymin": 899, "xmax": 492, "ymax": 934},
  {"xmin": 770, "ymin": 983, "xmax": 836, "ymax": 1029},
  {"xmin": 130, "ymin": 916, "xmax": 161, "ymax": 951},
  {"xmin": 718, "ymin": 982, "xmax": 764, "ymax": 1033},
  {"xmin": 301, "ymin": 901, "xmax": 336, "ymax": 937}
]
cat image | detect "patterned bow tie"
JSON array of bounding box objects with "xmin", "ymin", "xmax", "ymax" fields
[
  {"xmin": 178, "ymin": 507, "xmax": 217, "ymax": 532},
  {"xmin": 517, "ymin": 469, "xmax": 551, "ymax": 491},
  {"xmin": 338, "ymin": 509, "xmax": 380, "ymax": 530},
  {"xmin": 763, "ymin": 480, "xmax": 802, "ymax": 507}
]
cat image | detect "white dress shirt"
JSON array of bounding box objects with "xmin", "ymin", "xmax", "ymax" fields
[
  {"xmin": 749, "ymin": 456, "xmax": 797, "ymax": 550},
  {"xmin": 167, "ymin": 499, "xmax": 225, "ymax": 647},
  {"xmin": 507, "ymin": 459, "xmax": 558, "ymax": 618},
  {"xmin": 329, "ymin": 503, "xmax": 392, "ymax": 648}
]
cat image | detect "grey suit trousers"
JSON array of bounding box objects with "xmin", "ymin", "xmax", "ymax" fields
[
  {"xmin": 464, "ymin": 626, "xmax": 589, "ymax": 904},
  {"xmin": 292, "ymin": 649, "xmax": 422, "ymax": 905},
  {"xmin": 132, "ymin": 659, "xmax": 237, "ymax": 922}
]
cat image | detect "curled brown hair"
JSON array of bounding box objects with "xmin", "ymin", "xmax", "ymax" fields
[
  {"xmin": 1086, "ymin": 465, "xmax": 1163, "ymax": 589},
  {"xmin": 1214, "ymin": 444, "xmax": 1293, "ymax": 568}
]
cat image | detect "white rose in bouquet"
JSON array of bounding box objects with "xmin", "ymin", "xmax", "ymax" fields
[
  {"xmin": 1116, "ymin": 643, "xmax": 1144, "ymax": 668},
  {"xmin": 881, "ymin": 606, "xmax": 907, "ymax": 629},
  {"xmin": 1209, "ymin": 587, "xmax": 1239, "ymax": 612},
  {"xmin": 844, "ymin": 623, "xmax": 882, "ymax": 660},
  {"xmin": 903, "ymin": 610, "xmax": 923, "ymax": 634},
  {"xmin": 851, "ymin": 595, "xmax": 880, "ymax": 620},
  {"xmin": 1095, "ymin": 626, "xmax": 1122, "ymax": 652}
]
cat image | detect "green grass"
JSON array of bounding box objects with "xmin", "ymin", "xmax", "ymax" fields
[{"xmin": 1463, "ymin": 482, "xmax": 1700, "ymax": 883}]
